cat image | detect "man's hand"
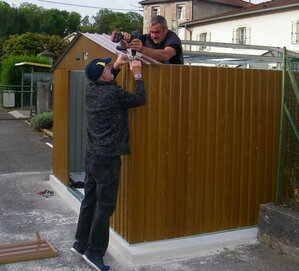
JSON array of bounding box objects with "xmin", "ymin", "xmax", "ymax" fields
[
  {"xmin": 113, "ymin": 53, "xmax": 129, "ymax": 69},
  {"xmin": 129, "ymin": 60, "xmax": 142, "ymax": 77},
  {"xmin": 128, "ymin": 39, "xmax": 144, "ymax": 53},
  {"xmin": 121, "ymin": 32, "xmax": 131, "ymax": 42},
  {"xmin": 119, "ymin": 32, "xmax": 131, "ymax": 49}
]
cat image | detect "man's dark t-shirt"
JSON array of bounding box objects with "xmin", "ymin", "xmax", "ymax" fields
[{"xmin": 139, "ymin": 30, "xmax": 184, "ymax": 64}]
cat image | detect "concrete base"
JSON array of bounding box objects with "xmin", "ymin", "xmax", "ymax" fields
[
  {"xmin": 8, "ymin": 110, "xmax": 30, "ymax": 119},
  {"xmin": 109, "ymin": 227, "xmax": 258, "ymax": 265},
  {"xmin": 258, "ymin": 203, "xmax": 299, "ymax": 258},
  {"xmin": 50, "ymin": 174, "xmax": 258, "ymax": 265}
]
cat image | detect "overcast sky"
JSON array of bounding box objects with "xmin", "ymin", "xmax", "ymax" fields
[
  {"xmin": 3, "ymin": 0, "xmax": 142, "ymax": 17},
  {"xmin": 3, "ymin": 0, "xmax": 266, "ymax": 17}
]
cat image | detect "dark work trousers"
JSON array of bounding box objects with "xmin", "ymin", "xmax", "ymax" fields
[{"xmin": 75, "ymin": 152, "xmax": 121, "ymax": 257}]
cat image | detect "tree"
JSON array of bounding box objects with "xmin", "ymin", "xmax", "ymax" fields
[
  {"xmin": 66, "ymin": 12, "xmax": 81, "ymax": 34},
  {"xmin": 123, "ymin": 12, "xmax": 143, "ymax": 34},
  {"xmin": 78, "ymin": 15, "xmax": 96, "ymax": 33},
  {"xmin": 93, "ymin": 9, "xmax": 143, "ymax": 35},
  {"xmin": 41, "ymin": 9, "xmax": 68, "ymax": 36},
  {"xmin": 17, "ymin": 3, "xmax": 45, "ymax": 34},
  {"xmin": 1, "ymin": 32, "xmax": 69, "ymax": 61},
  {"xmin": 0, "ymin": 1, "xmax": 19, "ymax": 42}
]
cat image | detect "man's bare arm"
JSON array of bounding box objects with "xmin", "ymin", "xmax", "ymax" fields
[{"xmin": 129, "ymin": 39, "xmax": 176, "ymax": 62}]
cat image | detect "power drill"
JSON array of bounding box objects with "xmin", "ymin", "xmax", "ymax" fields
[{"xmin": 111, "ymin": 31, "xmax": 139, "ymax": 57}]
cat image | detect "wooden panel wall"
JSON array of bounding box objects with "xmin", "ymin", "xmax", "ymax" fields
[
  {"xmin": 53, "ymin": 68, "xmax": 69, "ymax": 185},
  {"xmin": 111, "ymin": 65, "xmax": 282, "ymax": 244},
  {"xmin": 53, "ymin": 36, "xmax": 118, "ymax": 184}
]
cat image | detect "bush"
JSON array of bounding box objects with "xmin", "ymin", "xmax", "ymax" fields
[{"xmin": 30, "ymin": 111, "xmax": 53, "ymax": 131}]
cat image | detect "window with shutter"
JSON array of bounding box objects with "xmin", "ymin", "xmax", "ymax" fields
[
  {"xmin": 233, "ymin": 27, "xmax": 249, "ymax": 45},
  {"xmin": 232, "ymin": 28, "xmax": 236, "ymax": 43},
  {"xmin": 160, "ymin": 5, "xmax": 165, "ymax": 17},
  {"xmin": 246, "ymin": 27, "xmax": 251, "ymax": 45},
  {"xmin": 291, "ymin": 20, "xmax": 299, "ymax": 44},
  {"xmin": 237, "ymin": 27, "xmax": 246, "ymax": 45},
  {"xmin": 199, "ymin": 32, "xmax": 207, "ymax": 51},
  {"xmin": 207, "ymin": 32, "xmax": 211, "ymax": 51},
  {"xmin": 185, "ymin": 2, "xmax": 191, "ymax": 20},
  {"xmin": 177, "ymin": 5, "xmax": 185, "ymax": 20},
  {"xmin": 151, "ymin": 6, "xmax": 160, "ymax": 17}
]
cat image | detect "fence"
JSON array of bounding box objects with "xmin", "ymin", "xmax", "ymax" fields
[
  {"xmin": 0, "ymin": 83, "xmax": 53, "ymax": 115},
  {"xmin": 276, "ymin": 48, "xmax": 299, "ymax": 211},
  {"xmin": 0, "ymin": 84, "xmax": 35, "ymax": 110}
]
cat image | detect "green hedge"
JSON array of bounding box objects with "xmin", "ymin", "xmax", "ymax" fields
[{"xmin": 30, "ymin": 111, "xmax": 53, "ymax": 131}]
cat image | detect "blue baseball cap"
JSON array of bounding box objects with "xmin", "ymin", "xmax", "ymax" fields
[{"xmin": 85, "ymin": 57, "xmax": 112, "ymax": 81}]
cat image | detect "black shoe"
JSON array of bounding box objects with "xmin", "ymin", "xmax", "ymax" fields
[
  {"xmin": 70, "ymin": 241, "xmax": 86, "ymax": 257},
  {"xmin": 83, "ymin": 250, "xmax": 110, "ymax": 271}
]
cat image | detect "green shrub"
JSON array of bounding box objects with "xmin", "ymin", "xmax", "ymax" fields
[{"xmin": 30, "ymin": 111, "xmax": 53, "ymax": 131}]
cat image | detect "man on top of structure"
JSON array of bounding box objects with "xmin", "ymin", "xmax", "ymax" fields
[{"xmin": 121, "ymin": 15, "xmax": 184, "ymax": 64}]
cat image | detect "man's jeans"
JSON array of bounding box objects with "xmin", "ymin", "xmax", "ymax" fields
[{"xmin": 75, "ymin": 153, "xmax": 121, "ymax": 257}]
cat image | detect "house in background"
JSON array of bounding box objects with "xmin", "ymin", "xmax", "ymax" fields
[
  {"xmin": 139, "ymin": 0, "xmax": 252, "ymax": 40},
  {"xmin": 180, "ymin": 0, "xmax": 299, "ymax": 68}
]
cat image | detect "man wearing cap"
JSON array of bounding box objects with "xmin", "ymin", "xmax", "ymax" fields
[{"xmin": 71, "ymin": 54, "xmax": 146, "ymax": 271}]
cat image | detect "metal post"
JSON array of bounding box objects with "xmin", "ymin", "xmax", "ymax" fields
[
  {"xmin": 21, "ymin": 69, "xmax": 24, "ymax": 109},
  {"xmin": 275, "ymin": 47, "xmax": 286, "ymax": 204},
  {"xmin": 29, "ymin": 67, "xmax": 34, "ymax": 116}
]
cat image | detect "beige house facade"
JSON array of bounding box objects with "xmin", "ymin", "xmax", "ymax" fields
[{"xmin": 139, "ymin": 0, "xmax": 251, "ymax": 40}]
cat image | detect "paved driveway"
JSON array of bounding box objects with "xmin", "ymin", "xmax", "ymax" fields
[{"xmin": 0, "ymin": 110, "xmax": 52, "ymax": 174}]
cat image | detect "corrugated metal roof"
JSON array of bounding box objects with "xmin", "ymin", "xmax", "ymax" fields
[
  {"xmin": 84, "ymin": 33, "xmax": 161, "ymax": 64},
  {"xmin": 54, "ymin": 32, "xmax": 160, "ymax": 69},
  {"xmin": 182, "ymin": 0, "xmax": 299, "ymax": 26}
]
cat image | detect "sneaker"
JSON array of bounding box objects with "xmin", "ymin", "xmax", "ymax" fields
[
  {"xmin": 83, "ymin": 250, "xmax": 110, "ymax": 271},
  {"xmin": 37, "ymin": 189, "xmax": 54, "ymax": 198},
  {"xmin": 70, "ymin": 241, "xmax": 86, "ymax": 257},
  {"xmin": 44, "ymin": 190, "xmax": 54, "ymax": 197}
]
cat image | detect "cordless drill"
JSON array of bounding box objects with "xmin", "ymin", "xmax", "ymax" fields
[
  {"xmin": 111, "ymin": 31, "xmax": 140, "ymax": 57},
  {"xmin": 130, "ymin": 31, "xmax": 139, "ymax": 57}
]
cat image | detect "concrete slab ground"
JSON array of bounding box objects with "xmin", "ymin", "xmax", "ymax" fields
[
  {"xmin": 0, "ymin": 110, "xmax": 15, "ymax": 120},
  {"xmin": 0, "ymin": 111, "xmax": 298, "ymax": 270},
  {"xmin": 1, "ymin": 172, "xmax": 299, "ymax": 271},
  {"xmin": 0, "ymin": 119, "xmax": 52, "ymax": 174},
  {"xmin": 8, "ymin": 110, "xmax": 30, "ymax": 119}
]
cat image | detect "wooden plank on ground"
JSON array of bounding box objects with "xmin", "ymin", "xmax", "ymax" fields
[{"xmin": 0, "ymin": 232, "xmax": 57, "ymax": 264}]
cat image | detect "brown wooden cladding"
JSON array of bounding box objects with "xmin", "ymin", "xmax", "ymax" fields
[
  {"xmin": 53, "ymin": 68, "xmax": 69, "ymax": 185},
  {"xmin": 53, "ymin": 35, "xmax": 119, "ymax": 184},
  {"xmin": 111, "ymin": 65, "xmax": 282, "ymax": 244},
  {"xmin": 53, "ymin": 47, "xmax": 282, "ymax": 243}
]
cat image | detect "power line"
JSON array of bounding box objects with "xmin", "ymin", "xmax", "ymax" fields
[{"xmin": 37, "ymin": 0, "xmax": 142, "ymax": 12}]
